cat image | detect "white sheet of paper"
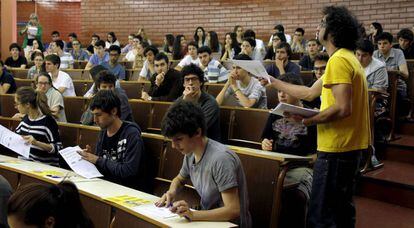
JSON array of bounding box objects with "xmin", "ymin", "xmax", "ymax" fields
[
  {"xmin": 0, "ymin": 125, "xmax": 30, "ymax": 158},
  {"xmin": 231, "ymin": 60, "xmax": 270, "ymax": 82},
  {"xmin": 136, "ymin": 204, "xmax": 178, "ymax": 219},
  {"xmin": 270, "ymin": 102, "xmax": 319, "ymax": 118},
  {"xmin": 59, "ymin": 146, "xmax": 103, "ymax": 179}
]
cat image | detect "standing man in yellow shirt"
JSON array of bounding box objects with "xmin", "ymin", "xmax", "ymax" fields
[{"xmin": 264, "ymin": 6, "xmax": 369, "ymax": 228}]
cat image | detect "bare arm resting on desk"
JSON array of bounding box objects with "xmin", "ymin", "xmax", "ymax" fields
[{"xmin": 170, "ymin": 187, "xmax": 241, "ymax": 221}]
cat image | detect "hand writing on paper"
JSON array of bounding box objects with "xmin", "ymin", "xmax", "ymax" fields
[
  {"xmin": 170, "ymin": 200, "xmax": 193, "ymax": 221},
  {"xmin": 78, "ymin": 145, "xmax": 98, "ymax": 164},
  {"xmin": 155, "ymin": 190, "xmax": 176, "ymax": 207}
]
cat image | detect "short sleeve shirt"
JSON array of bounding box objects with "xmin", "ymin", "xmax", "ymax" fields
[
  {"xmin": 179, "ymin": 139, "xmax": 251, "ymax": 227},
  {"xmin": 223, "ymin": 77, "xmax": 267, "ymax": 109},
  {"xmin": 46, "ymin": 88, "xmax": 67, "ymax": 122},
  {"xmin": 318, "ymin": 48, "xmax": 370, "ymax": 152},
  {"xmin": 59, "ymin": 52, "xmax": 74, "ymax": 69},
  {"xmin": 177, "ymin": 55, "xmax": 200, "ymax": 68},
  {"xmin": 51, "ymin": 71, "xmax": 76, "ymax": 97},
  {"xmin": 89, "ymin": 52, "xmax": 109, "ymax": 66}
]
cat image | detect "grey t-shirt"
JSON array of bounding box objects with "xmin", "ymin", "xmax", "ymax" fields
[
  {"xmin": 179, "ymin": 139, "xmax": 251, "ymax": 227},
  {"xmin": 46, "ymin": 87, "xmax": 67, "ymax": 123},
  {"xmin": 373, "ymin": 48, "xmax": 407, "ymax": 94},
  {"xmin": 365, "ymin": 58, "xmax": 388, "ymax": 91},
  {"xmin": 223, "ymin": 77, "xmax": 267, "ymax": 109}
]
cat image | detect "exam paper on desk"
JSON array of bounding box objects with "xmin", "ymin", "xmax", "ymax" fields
[
  {"xmin": 59, "ymin": 146, "xmax": 103, "ymax": 179},
  {"xmin": 0, "ymin": 125, "xmax": 30, "ymax": 158}
]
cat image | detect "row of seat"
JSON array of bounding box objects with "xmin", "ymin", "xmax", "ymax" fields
[{"xmin": 0, "ymin": 116, "xmax": 311, "ymax": 228}]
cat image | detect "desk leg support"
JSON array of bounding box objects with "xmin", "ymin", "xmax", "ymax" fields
[{"xmin": 270, "ymin": 163, "xmax": 289, "ymax": 228}]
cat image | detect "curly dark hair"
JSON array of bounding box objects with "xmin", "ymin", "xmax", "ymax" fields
[
  {"xmin": 322, "ymin": 6, "xmax": 361, "ymax": 50},
  {"xmin": 90, "ymin": 90, "xmax": 121, "ymax": 117},
  {"xmin": 161, "ymin": 100, "xmax": 206, "ymax": 138},
  {"xmin": 397, "ymin": 28, "xmax": 414, "ymax": 42},
  {"xmin": 181, "ymin": 63, "xmax": 205, "ymax": 87}
]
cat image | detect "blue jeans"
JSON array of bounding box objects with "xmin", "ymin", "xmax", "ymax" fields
[{"xmin": 307, "ymin": 150, "xmax": 363, "ymax": 228}]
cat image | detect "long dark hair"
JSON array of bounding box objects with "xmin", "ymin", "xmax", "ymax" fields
[
  {"xmin": 16, "ymin": 86, "xmax": 51, "ymax": 116},
  {"xmin": 8, "ymin": 181, "xmax": 94, "ymax": 228},
  {"xmin": 31, "ymin": 52, "xmax": 46, "ymax": 72},
  {"xmin": 107, "ymin": 32, "xmax": 117, "ymax": 42},
  {"xmin": 222, "ymin": 32, "xmax": 241, "ymax": 57},
  {"xmin": 194, "ymin": 27, "xmax": 206, "ymax": 45},
  {"xmin": 35, "ymin": 72, "xmax": 60, "ymax": 92},
  {"xmin": 163, "ymin": 34, "xmax": 175, "ymax": 53},
  {"xmin": 173, "ymin": 35, "xmax": 186, "ymax": 60},
  {"xmin": 208, "ymin": 31, "xmax": 220, "ymax": 52}
]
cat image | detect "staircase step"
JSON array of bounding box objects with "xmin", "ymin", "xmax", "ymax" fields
[
  {"xmin": 357, "ymin": 161, "xmax": 414, "ymax": 208},
  {"xmin": 356, "ymin": 196, "xmax": 414, "ymax": 228},
  {"xmin": 398, "ymin": 121, "xmax": 414, "ymax": 135},
  {"xmin": 375, "ymin": 135, "xmax": 414, "ymax": 164},
  {"xmin": 388, "ymin": 134, "xmax": 414, "ymax": 148}
]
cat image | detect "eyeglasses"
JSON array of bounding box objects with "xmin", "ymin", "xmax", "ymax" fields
[
  {"xmin": 36, "ymin": 81, "xmax": 50, "ymax": 85},
  {"xmin": 73, "ymin": 43, "xmax": 80, "ymax": 45}
]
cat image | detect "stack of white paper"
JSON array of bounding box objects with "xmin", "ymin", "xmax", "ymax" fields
[
  {"xmin": 0, "ymin": 125, "xmax": 30, "ymax": 158},
  {"xmin": 136, "ymin": 204, "xmax": 178, "ymax": 219},
  {"xmin": 271, "ymin": 103, "xmax": 319, "ymax": 117},
  {"xmin": 59, "ymin": 146, "xmax": 103, "ymax": 179}
]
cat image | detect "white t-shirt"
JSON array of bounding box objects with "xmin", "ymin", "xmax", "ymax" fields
[
  {"xmin": 105, "ymin": 40, "xmax": 120, "ymax": 49},
  {"xmin": 253, "ymin": 39, "xmax": 266, "ymax": 61},
  {"xmin": 178, "ymin": 55, "xmax": 200, "ymax": 68},
  {"xmin": 51, "ymin": 71, "xmax": 76, "ymax": 97}
]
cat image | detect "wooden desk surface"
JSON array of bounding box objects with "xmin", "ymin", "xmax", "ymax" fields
[{"xmin": 0, "ymin": 155, "xmax": 236, "ymax": 228}]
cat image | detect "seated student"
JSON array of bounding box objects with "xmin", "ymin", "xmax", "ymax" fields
[
  {"xmin": 163, "ymin": 34, "xmax": 175, "ymax": 54},
  {"xmin": 194, "ymin": 26, "xmax": 207, "ymax": 48},
  {"xmin": 86, "ymin": 34, "xmax": 100, "ymax": 55},
  {"xmin": 0, "ymin": 60, "xmax": 17, "ymax": 94},
  {"xmin": 373, "ymin": 32, "xmax": 409, "ymax": 98},
  {"xmin": 261, "ymin": 73, "xmax": 316, "ymax": 228},
  {"xmin": 393, "ymin": 28, "xmax": 414, "ymax": 59},
  {"xmin": 49, "ymin": 40, "xmax": 74, "ymax": 69},
  {"xmin": 46, "ymin": 31, "xmax": 66, "ymax": 52},
  {"xmin": 27, "ymin": 51, "xmax": 46, "ymax": 79},
  {"xmin": 66, "ymin": 32, "xmax": 77, "ymax": 50},
  {"xmin": 35, "ymin": 73, "xmax": 67, "ymax": 122},
  {"xmin": 70, "ymin": 40, "xmax": 90, "ymax": 61},
  {"xmin": 4, "ymin": 43, "xmax": 27, "ymax": 69},
  {"xmin": 124, "ymin": 36, "xmax": 143, "ymax": 62},
  {"xmin": 198, "ymin": 46, "xmax": 228, "ymax": 83},
  {"xmin": 266, "ymin": 42, "xmax": 300, "ymax": 78},
  {"xmin": 25, "ymin": 38, "xmax": 44, "ymax": 61},
  {"xmin": 356, "ymin": 39, "xmax": 388, "ymax": 91},
  {"xmin": 175, "ymin": 41, "xmax": 200, "ymax": 71},
  {"xmin": 264, "ymin": 32, "xmax": 286, "ymax": 60},
  {"xmin": 141, "ymin": 53, "xmax": 183, "ymax": 101},
  {"xmin": 268, "ymin": 24, "xmax": 292, "ymax": 46},
  {"xmin": 240, "ymin": 38, "xmax": 256, "ymax": 59},
  {"xmin": 177, "ymin": 64, "xmax": 221, "ymax": 141},
  {"xmin": 121, "ymin": 33, "xmax": 135, "ymax": 54},
  {"xmin": 172, "ymin": 35, "xmax": 188, "ymax": 60},
  {"xmin": 45, "ymin": 54, "xmax": 76, "ymax": 96},
  {"xmin": 216, "ymin": 54, "xmax": 267, "ymax": 109},
  {"xmin": 206, "ymin": 31, "xmax": 222, "ymax": 53},
  {"xmin": 102, "ymin": 45, "xmax": 126, "ymax": 80},
  {"xmin": 139, "ymin": 45, "xmax": 159, "ymax": 81},
  {"xmin": 85, "ymin": 40, "xmax": 109, "ymax": 70},
  {"xmin": 83, "ymin": 64, "xmax": 121, "ymax": 98},
  {"xmin": 221, "ymin": 32, "xmax": 241, "ymax": 61},
  {"xmin": 79, "ymin": 90, "xmax": 149, "ymax": 191},
  {"xmin": 0, "ymin": 176, "xmax": 12, "ymax": 228},
  {"xmin": 8, "ymin": 181, "xmax": 93, "ymax": 228},
  {"xmin": 244, "ymin": 29, "xmax": 266, "ymax": 60},
  {"xmin": 156, "ymin": 100, "xmax": 251, "ymax": 227},
  {"xmin": 105, "ymin": 32, "xmax": 121, "ymax": 49},
  {"xmin": 81, "ymin": 71, "xmax": 133, "ymax": 125},
  {"xmin": 13, "ymin": 87, "xmax": 62, "ymax": 166},
  {"xmin": 133, "ymin": 43, "xmax": 147, "ymax": 70},
  {"xmin": 290, "ymin": 28, "xmax": 307, "ymax": 53},
  {"xmin": 299, "ymin": 39, "xmax": 321, "ymax": 70}
]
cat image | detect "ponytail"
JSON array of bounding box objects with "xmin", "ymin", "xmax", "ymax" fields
[
  {"xmin": 16, "ymin": 86, "xmax": 52, "ymax": 116},
  {"xmin": 36, "ymin": 90, "xmax": 52, "ymax": 116}
]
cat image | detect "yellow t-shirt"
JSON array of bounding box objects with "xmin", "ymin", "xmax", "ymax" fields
[{"xmin": 317, "ymin": 48, "xmax": 370, "ymax": 152}]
